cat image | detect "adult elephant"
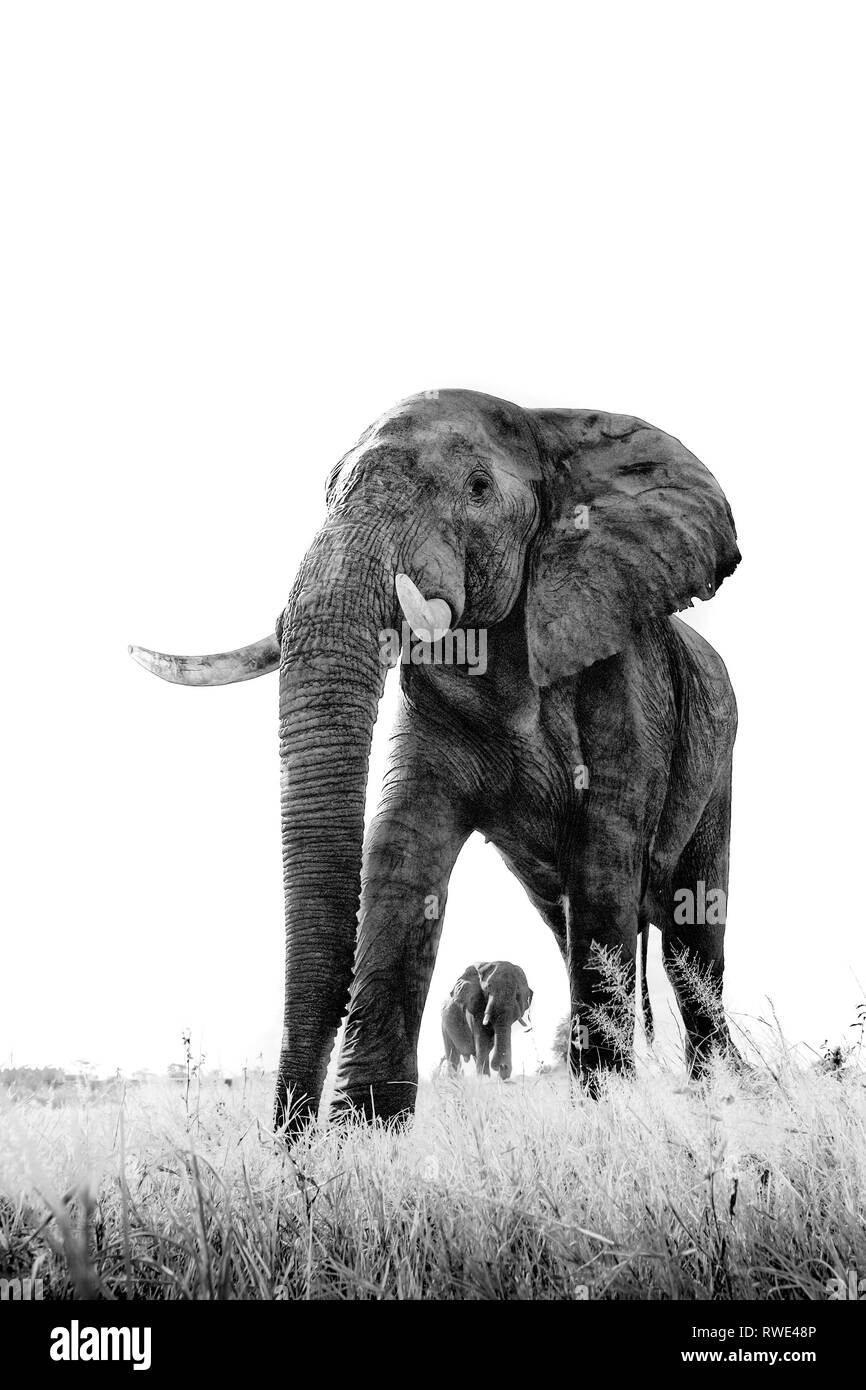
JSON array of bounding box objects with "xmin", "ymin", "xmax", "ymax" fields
[
  {"xmin": 130, "ymin": 389, "xmax": 741, "ymax": 1133},
  {"xmin": 441, "ymin": 961, "xmax": 533, "ymax": 1079}
]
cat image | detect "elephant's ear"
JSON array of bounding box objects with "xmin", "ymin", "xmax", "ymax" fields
[
  {"xmin": 475, "ymin": 961, "xmax": 499, "ymax": 992},
  {"xmin": 452, "ymin": 964, "xmax": 484, "ymax": 1015},
  {"xmin": 525, "ymin": 410, "xmax": 740, "ymax": 686}
]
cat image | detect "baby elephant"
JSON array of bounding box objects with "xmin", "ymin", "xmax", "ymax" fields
[{"xmin": 441, "ymin": 961, "xmax": 533, "ymax": 1081}]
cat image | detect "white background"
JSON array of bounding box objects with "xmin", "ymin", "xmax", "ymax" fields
[{"xmin": 2, "ymin": 2, "xmax": 863, "ymax": 1080}]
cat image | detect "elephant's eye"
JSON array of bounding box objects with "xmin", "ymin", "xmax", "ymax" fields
[{"xmin": 467, "ymin": 473, "xmax": 493, "ymax": 504}]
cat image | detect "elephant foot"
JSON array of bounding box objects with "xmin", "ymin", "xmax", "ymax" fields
[
  {"xmin": 330, "ymin": 1080, "xmax": 418, "ymax": 1127},
  {"xmin": 687, "ymin": 1033, "xmax": 751, "ymax": 1082},
  {"xmin": 724, "ymin": 1039, "xmax": 753, "ymax": 1076},
  {"xmin": 569, "ymin": 1045, "xmax": 634, "ymax": 1097},
  {"xmin": 273, "ymin": 1077, "xmax": 321, "ymax": 1142}
]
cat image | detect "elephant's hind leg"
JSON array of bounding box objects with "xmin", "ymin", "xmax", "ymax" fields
[{"xmin": 660, "ymin": 768, "xmax": 739, "ymax": 1076}]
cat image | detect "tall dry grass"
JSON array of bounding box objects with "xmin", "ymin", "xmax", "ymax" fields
[{"xmin": 2, "ymin": 1024, "xmax": 864, "ymax": 1300}]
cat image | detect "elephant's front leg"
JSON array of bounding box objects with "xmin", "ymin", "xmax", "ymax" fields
[
  {"xmin": 565, "ymin": 847, "xmax": 643, "ymax": 1091},
  {"xmin": 472, "ymin": 1024, "xmax": 492, "ymax": 1076},
  {"xmin": 333, "ymin": 775, "xmax": 469, "ymax": 1123}
]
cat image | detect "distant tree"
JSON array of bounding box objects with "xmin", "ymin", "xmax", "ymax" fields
[{"xmin": 0, "ymin": 1066, "xmax": 66, "ymax": 1091}]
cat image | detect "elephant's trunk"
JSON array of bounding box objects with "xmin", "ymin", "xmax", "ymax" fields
[
  {"xmin": 274, "ymin": 523, "xmax": 396, "ymax": 1133},
  {"xmin": 490, "ymin": 1025, "xmax": 513, "ymax": 1081}
]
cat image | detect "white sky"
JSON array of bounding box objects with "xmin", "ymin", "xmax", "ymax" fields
[{"xmin": 1, "ymin": 3, "xmax": 863, "ymax": 1080}]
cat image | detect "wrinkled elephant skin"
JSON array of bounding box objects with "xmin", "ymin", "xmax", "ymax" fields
[{"xmin": 130, "ymin": 389, "xmax": 742, "ymax": 1132}]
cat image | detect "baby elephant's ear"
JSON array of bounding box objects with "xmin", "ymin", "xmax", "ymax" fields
[{"xmin": 526, "ymin": 410, "xmax": 740, "ymax": 685}]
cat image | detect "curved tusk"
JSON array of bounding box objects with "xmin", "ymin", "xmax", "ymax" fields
[
  {"xmin": 395, "ymin": 573, "xmax": 452, "ymax": 643},
  {"xmin": 128, "ymin": 633, "xmax": 280, "ymax": 686}
]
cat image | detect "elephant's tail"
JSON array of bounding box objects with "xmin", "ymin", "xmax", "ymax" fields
[{"xmin": 640, "ymin": 917, "xmax": 654, "ymax": 1042}]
